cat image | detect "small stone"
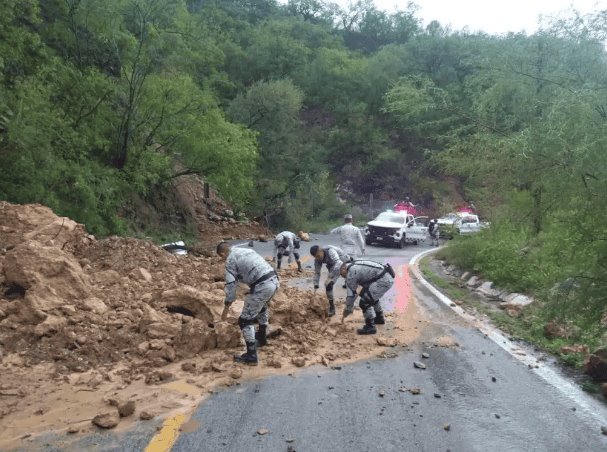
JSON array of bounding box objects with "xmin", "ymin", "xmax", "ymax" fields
[
  {"xmin": 491, "ymin": 376, "xmax": 497, "ymax": 382},
  {"xmin": 413, "ymin": 361, "xmax": 426, "ymax": 370},
  {"xmin": 181, "ymin": 362, "xmax": 196, "ymax": 373},
  {"xmin": 398, "ymin": 387, "xmax": 407, "ymax": 392},
  {"xmin": 257, "ymin": 428, "xmax": 269, "ymax": 435},
  {"xmin": 118, "ymin": 401, "xmax": 135, "ymax": 418},
  {"xmin": 286, "ymin": 438, "xmax": 295, "ymax": 443},
  {"xmin": 421, "ymin": 352, "xmax": 430, "ymax": 359},
  {"xmin": 248, "ymin": 241, "xmax": 254, "ymax": 247},
  {"xmin": 379, "ymin": 389, "xmax": 385, "ymax": 397},
  {"xmin": 291, "ymin": 357, "xmax": 306, "ymax": 368},
  {"xmin": 140, "ymin": 411, "xmax": 155, "ymax": 421},
  {"xmin": 287, "ymin": 446, "xmax": 297, "ymax": 452},
  {"xmin": 443, "ymin": 423, "xmax": 451, "ymax": 431},
  {"xmin": 434, "ymin": 393, "xmax": 442, "ymax": 398},
  {"xmin": 230, "ymin": 368, "xmax": 243, "ymax": 380},
  {"xmin": 495, "ymin": 414, "xmax": 501, "ymax": 419},
  {"xmin": 92, "ymin": 411, "xmax": 120, "ymax": 429},
  {"xmin": 67, "ymin": 426, "xmax": 79, "ymax": 434}
]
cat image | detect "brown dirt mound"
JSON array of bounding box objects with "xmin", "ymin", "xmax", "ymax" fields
[{"xmin": 0, "ymin": 203, "xmax": 333, "ymax": 375}]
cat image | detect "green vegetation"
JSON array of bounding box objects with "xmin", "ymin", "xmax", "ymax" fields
[
  {"xmin": 420, "ymin": 256, "xmax": 597, "ymax": 370},
  {"xmin": 1, "ymin": 1, "xmax": 606, "ymax": 335}
]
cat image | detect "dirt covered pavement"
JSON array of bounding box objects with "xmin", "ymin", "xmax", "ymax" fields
[{"xmin": 0, "ymin": 202, "xmax": 425, "ymax": 450}]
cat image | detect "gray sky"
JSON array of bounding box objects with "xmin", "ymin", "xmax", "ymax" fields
[
  {"xmin": 379, "ymin": 0, "xmax": 605, "ymax": 34},
  {"xmin": 280, "ymin": 1, "xmax": 607, "ymax": 34}
]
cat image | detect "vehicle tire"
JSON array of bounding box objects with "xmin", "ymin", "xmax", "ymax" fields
[
  {"xmin": 365, "ymin": 237, "xmax": 372, "ymax": 246},
  {"xmin": 397, "ymin": 237, "xmax": 405, "ymax": 249},
  {"xmin": 413, "ymin": 240, "xmax": 418, "ymax": 245}
]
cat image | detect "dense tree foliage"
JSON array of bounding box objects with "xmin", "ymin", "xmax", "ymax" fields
[{"xmin": 2, "ymin": 1, "xmax": 607, "ymax": 333}]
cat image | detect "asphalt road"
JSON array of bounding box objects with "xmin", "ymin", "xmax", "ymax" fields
[
  {"xmin": 23, "ymin": 233, "xmax": 607, "ymax": 451},
  {"xmin": 170, "ymin": 234, "xmax": 607, "ymax": 452}
]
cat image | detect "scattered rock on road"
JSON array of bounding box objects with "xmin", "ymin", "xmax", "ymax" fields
[
  {"xmin": 140, "ymin": 411, "xmax": 155, "ymax": 421},
  {"xmin": 118, "ymin": 401, "xmax": 135, "ymax": 418},
  {"xmin": 443, "ymin": 423, "xmax": 451, "ymax": 431},
  {"xmin": 257, "ymin": 428, "xmax": 269, "ymax": 435},
  {"xmin": 413, "ymin": 361, "xmax": 426, "ymax": 370},
  {"xmin": 421, "ymin": 352, "xmax": 430, "ymax": 359},
  {"xmin": 230, "ymin": 368, "xmax": 243, "ymax": 380},
  {"xmin": 292, "ymin": 357, "xmax": 306, "ymax": 367},
  {"xmin": 92, "ymin": 411, "xmax": 120, "ymax": 429},
  {"xmin": 601, "ymin": 426, "xmax": 607, "ymax": 436}
]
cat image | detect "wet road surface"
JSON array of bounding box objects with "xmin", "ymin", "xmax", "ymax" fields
[{"xmin": 169, "ymin": 235, "xmax": 607, "ymax": 451}]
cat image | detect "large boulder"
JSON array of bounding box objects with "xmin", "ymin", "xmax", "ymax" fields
[
  {"xmin": 4, "ymin": 242, "xmax": 91, "ymax": 322},
  {"xmin": 476, "ymin": 281, "xmax": 502, "ymax": 300},
  {"xmin": 159, "ymin": 286, "xmax": 220, "ymax": 322}
]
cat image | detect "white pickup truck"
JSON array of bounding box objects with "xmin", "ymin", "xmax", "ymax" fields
[
  {"xmin": 437, "ymin": 212, "xmax": 488, "ymax": 237},
  {"xmin": 364, "ymin": 211, "xmax": 428, "ymax": 248}
]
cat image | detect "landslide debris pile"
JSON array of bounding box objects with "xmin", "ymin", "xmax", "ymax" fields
[{"xmin": 0, "ymin": 202, "xmax": 327, "ymax": 375}]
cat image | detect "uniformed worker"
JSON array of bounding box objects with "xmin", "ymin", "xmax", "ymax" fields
[
  {"xmin": 340, "ymin": 260, "xmax": 395, "ymax": 335},
  {"xmin": 330, "ymin": 214, "xmax": 365, "ymax": 261},
  {"xmin": 273, "ymin": 230, "xmax": 302, "ymax": 272},
  {"xmin": 310, "ymin": 245, "xmax": 347, "ymax": 316},
  {"xmin": 217, "ymin": 242, "xmax": 279, "ymax": 365},
  {"xmin": 428, "ymin": 219, "xmax": 440, "ymax": 246}
]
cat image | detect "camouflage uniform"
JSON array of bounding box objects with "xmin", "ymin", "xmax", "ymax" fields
[
  {"xmin": 344, "ymin": 260, "xmax": 395, "ymax": 333},
  {"xmin": 273, "ymin": 231, "xmax": 302, "ymax": 270},
  {"xmin": 224, "ymin": 248, "xmax": 279, "ymax": 344},
  {"xmin": 428, "ymin": 220, "xmax": 440, "ymax": 246},
  {"xmin": 313, "ymin": 245, "xmax": 347, "ymax": 315}
]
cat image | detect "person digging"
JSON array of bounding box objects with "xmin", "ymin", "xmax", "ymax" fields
[
  {"xmin": 273, "ymin": 230, "xmax": 303, "ymax": 272},
  {"xmin": 340, "ymin": 260, "xmax": 395, "ymax": 335},
  {"xmin": 218, "ymin": 242, "xmax": 279, "ymax": 365},
  {"xmin": 310, "ymin": 245, "xmax": 347, "ymax": 317}
]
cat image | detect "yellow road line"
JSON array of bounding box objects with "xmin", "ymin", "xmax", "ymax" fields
[{"xmin": 144, "ymin": 413, "xmax": 187, "ymax": 452}]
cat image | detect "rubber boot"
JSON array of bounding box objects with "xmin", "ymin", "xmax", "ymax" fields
[
  {"xmin": 357, "ymin": 318, "xmax": 377, "ymax": 335},
  {"xmin": 255, "ymin": 325, "xmax": 268, "ymax": 347},
  {"xmin": 234, "ymin": 341, "xmax": 258, "ymax": 365},
  {"xmin": 276, "ymin": 259, "xmax": 282, "ymax": 270},
  {"xmin": 297, "ymin": 260, "xmax": 303, "ymax": 272},
  {"xmin": 328, "ymin": 299, "xmax": 336, "ymax": 317},
  {"xmin": 374, "ymin": 311, "xmax": 385, "ymax": 325}
]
